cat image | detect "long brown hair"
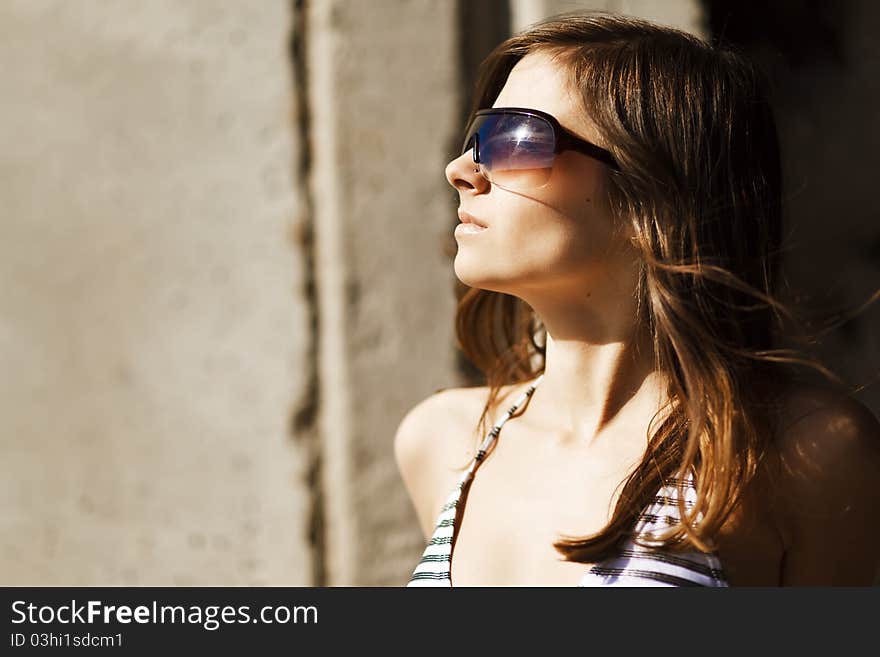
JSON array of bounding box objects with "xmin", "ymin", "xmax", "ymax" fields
[{"xmin": 453, "ymin": 11, "xmax": 872, "ymax": 560}]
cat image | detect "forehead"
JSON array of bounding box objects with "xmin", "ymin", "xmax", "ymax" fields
[{"xmin": 491, "ymin": 51, "xmax": 597, "ymax": 139}]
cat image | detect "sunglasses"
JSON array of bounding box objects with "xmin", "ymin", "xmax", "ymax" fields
[{"xmin": 461, "ymin": 107, "xmax": 619, "ymax": 192}]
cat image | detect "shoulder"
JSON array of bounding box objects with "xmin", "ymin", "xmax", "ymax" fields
[
  {"xmin": 393, "ymin": 385, "xmax": 487, "ymax": 477},
  {"xmin": 392, "ymin": 384, "xmax": 490, "ymax": 539},
  {"xmin": 772, "ymin": 383, "xmax": 880, "ymax": 480},
  {"xmin": 769, "ymin": 382, "xmax": 880, "ymax": 584}
]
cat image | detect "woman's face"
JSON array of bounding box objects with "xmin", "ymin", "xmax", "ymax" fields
[{"xmin": 446, "ymin": 51, "xmax": 637, "ymax": 301}]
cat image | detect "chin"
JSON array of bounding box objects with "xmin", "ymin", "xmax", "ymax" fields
[
  {"xmin": 453, "ymin": 255, "xmax": 486, "ymax": 286},
  {"xmin": 453, "ymin": 258, "xmax": 511, "ymax": 294}
]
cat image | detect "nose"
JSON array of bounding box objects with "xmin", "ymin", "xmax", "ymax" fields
[{"xmin": 445, "ymin": 150, "xmax": 490, "ymax": 194}]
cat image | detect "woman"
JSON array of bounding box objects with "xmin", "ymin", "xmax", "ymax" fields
[{"xmin": 395, "ymin": 12, "xmax": 880, "ymax": 586}]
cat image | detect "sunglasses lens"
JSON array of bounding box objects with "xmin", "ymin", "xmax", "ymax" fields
[{"xmin": 463, "ymin": 113, "xmax": 556, "ymax": 190}]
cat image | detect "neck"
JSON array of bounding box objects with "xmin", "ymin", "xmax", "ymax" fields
[{"xmin": 524, "ymin": 311, "xmax": 668, "ymax": 448}]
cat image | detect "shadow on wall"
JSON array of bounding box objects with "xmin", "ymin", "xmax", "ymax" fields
[{"xmin": 703, "ymin": 0, "xmax": 880, "ymax": 414}]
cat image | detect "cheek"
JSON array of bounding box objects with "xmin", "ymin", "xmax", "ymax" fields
[
  {"xmin": 462, "ymin": 216, "xmax": 610, "ymax": 283},
  {"xmin": 517, "ymin": 197, "xmax": 616, "ymax": 270},
  {"xmin": 555, "ymin": 186, "xmax": 621, "ymax": 264},
  {"xmin": 527, "ymin": 224, "xmax": 610, "ymax": 277}
]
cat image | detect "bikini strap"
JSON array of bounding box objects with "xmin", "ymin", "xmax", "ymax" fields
[{"xmin": 460, "ymin": 374, "xmax": 546, "ymax": 484}]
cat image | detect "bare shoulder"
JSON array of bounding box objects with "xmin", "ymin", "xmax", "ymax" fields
[
  {"xmin": 772, "ymin": 383, "xmax": 880, "ymax": 473},
  {"xmin": 392, "ymin": 384, "xmax": 492, "ymax": 540},
  {"xmin": 769, "ymin": 382, "xmax": 880, "ymax": 584}
]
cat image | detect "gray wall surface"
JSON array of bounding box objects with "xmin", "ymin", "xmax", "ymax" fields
[
  {"xmin": 0, "ymin": 1, "xmax": 312, "ymax": 585},
  {"xmin": 303, "ymin": 0, "xmax": 461, "ymax": 586}
]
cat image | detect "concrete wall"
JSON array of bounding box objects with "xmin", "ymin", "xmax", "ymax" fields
[
  {"xmin": 0, "ymin": 0, "xmax": 465, "ymax": 588},
  {"xmin": 511, "ymin": 0, "xmax": 704, "ymax": 34},
  {"xmin": 0, "ymin": 1, "xmax": 312, "ymax": 585},
  {"xmin": 303, "ymin": 0, "xmax": 461, "ymax": 585}
]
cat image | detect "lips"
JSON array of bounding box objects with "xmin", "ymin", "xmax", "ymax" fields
[{"xmin": 457, "ymin": 210, "xmax": 488, "ymax": 228}]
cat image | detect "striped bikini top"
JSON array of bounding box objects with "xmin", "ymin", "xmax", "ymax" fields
[{"xmin": 407, "ymin": 374, "xmax": 729, "ymax": 587}]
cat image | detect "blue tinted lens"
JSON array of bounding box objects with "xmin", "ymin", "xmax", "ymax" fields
[{"xmin": 463, "ymin": 112, "xmax": 556, "ymax": 189}]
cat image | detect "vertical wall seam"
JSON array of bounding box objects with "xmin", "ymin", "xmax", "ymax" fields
[
  {"xmin": 289, "ymin": 0, "xmax": 326, "ymax": 587},
  {"xmin": 304, "ymin": 0, "xmax": 357, "ymax": 586}
]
